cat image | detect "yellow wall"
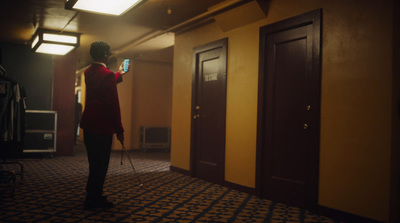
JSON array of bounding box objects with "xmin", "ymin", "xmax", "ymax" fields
[
  {"xmin": 318, "ymin": 0, "xmax": 392, "ymax": 221},
  {"xmin": 130, "ymin": 60, "xmax": 173, "ymax": 149},
  {"xmin": 108, "ymin": 58, "xmax": 173, "ymax": 150},
  {"xmin": 170, "ymin": 0, "xmax": 394, "ymax": 221},
  {"xmin": 78, "ymin": 72, "xmax": 85, "ymax": 143}
]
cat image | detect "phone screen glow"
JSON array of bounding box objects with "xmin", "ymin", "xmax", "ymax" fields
[{"xmin": 123, "ymin": 59, "xmax": 129, "ymax": 72}]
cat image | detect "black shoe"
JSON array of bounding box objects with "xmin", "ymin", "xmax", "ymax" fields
[{"xmin": 84, "ymin": 196, "xmax": 114, "ymax": 210}]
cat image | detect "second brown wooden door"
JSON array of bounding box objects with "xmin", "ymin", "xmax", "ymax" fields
[{"xmin": 257, "ymin": 9, "xmax": 322, "ymax": 210}]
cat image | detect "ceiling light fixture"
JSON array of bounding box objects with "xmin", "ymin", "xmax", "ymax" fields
[
  {"xmin": 65, "ymin": 0, "xmax": 145, "ymax": 16},
  {"xmin": 31, "ymin": 29, "xmax": 80, "ymax": 55}
]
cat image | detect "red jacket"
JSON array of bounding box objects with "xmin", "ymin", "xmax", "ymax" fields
[{"xmin": 80, "ymin": 63, "xmax": 124, "ymax": 135}]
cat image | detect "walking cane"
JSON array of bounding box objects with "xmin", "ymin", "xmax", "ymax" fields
[{"xmin": 120, "ymin": 142, "xmax": 143, "ymax": 187}]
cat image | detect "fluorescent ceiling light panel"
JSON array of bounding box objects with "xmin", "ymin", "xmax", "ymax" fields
[
  {"xmin": 43, "ymin": 33, "xmax": 78, "ymax": 44},
  {"xmin": 67, "ymin": 0, "xmax": 143, "ymax": 16},
  {"xmin": 31, "ymin": 29, "xmax": 80, "ymax": 55},
  {"xmin": 36, "ymin": 44, "xmax": 75, "ymax": 56}
]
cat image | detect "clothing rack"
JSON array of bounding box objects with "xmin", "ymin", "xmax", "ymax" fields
[{"xmin": 0, "ymin": 65, "xmax": 26, "ymax": 196}]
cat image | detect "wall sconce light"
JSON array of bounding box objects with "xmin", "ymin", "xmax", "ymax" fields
[
  {"xmin": 31, "ymin": 29, "xmax": 80, "ymax": 55},
  {"xmin": 65, "ymin": 0, "xmax": 145, "ymax": 16}
]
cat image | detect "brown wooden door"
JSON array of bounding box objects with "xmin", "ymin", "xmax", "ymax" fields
[
  {"xmin": 191, "ymin": 38, "xmax": 227, "ymax": 185},
  {"xmin": 257, "ymin": 9, "xmax": 321, "ymax": 210}
]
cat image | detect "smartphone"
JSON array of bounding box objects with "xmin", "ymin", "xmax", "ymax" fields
[{"xmin": 123, "ymin": 58, "xmax": 130, "ymax": 72}]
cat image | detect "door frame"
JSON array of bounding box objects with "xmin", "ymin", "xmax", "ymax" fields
[
  {"xmin": 255, "ymin": 9, "xmax": 322, "ymax": 208},
  {"xmin": 190, "ymin": 38, "xmax": 228, "ymax": 183}
]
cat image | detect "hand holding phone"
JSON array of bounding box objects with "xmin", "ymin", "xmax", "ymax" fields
[{"xmin": 123, "ymin": 58, "xmax": 130, "ymax": 72}]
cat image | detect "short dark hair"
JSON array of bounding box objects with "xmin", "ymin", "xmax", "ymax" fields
[{"xmin": 90, "ymin": 41, "xmax": 110, "ymax": 61}]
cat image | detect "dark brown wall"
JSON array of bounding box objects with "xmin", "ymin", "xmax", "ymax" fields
[
  {"xmin": 0, "ymin": 43, "xmax": 53, "ymax": 110},
  {"xmin": 391, "ymin": 0, "xmax": 400, "ymax": 222},
  {"xmin": 52, "ymin": 50, "xmax": 77, "ymax": 156}
]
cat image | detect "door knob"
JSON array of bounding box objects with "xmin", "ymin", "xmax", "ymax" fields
[{"xmin": 304, "ymin": 124, "xmax": 309, "ymax": 129}]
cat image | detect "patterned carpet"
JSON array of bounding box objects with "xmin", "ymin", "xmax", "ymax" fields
[{"xmin": 0, "ymin": 143, "xmax": 340, "ymax": 223}]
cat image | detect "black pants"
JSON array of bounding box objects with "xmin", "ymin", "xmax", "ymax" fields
[{"xmin": 84, "ymin": 131, "xmax": 113, "ymax": 199}]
